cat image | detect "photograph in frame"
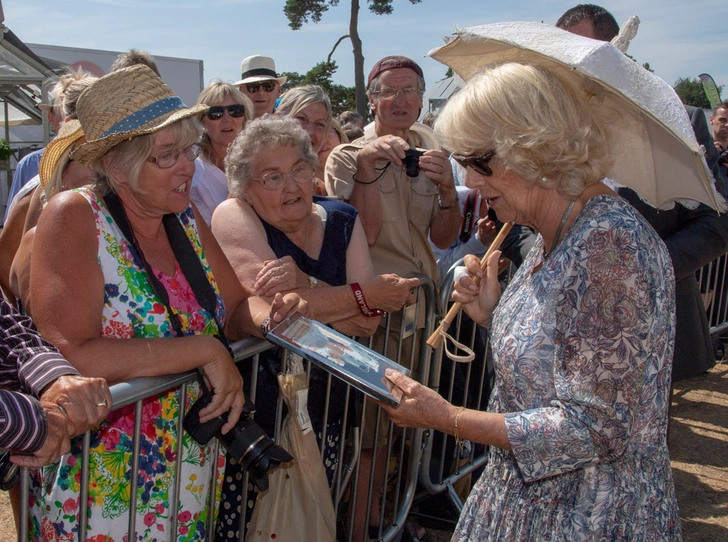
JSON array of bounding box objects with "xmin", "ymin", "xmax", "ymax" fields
[{"xmin": 267, "ymin": 313, "xmax": 409, "ymax": 407}]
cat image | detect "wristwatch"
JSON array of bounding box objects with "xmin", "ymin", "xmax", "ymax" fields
[{"xmin": 307, "ymin": 276, "xmax": 319, "ymax": 288}]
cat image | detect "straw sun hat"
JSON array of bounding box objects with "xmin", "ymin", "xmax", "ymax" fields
[
  {"xmin": 71, "ymin": 64, "xmax": 208, "ymax": 166},
  {"xmin": 38, "ymin": 119, "xmax": 85, "ymax": 188}
]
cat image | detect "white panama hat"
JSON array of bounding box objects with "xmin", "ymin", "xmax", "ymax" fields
[{"xmin": 234, "ymin": 55, "xmax": 287, "ymax": 87}]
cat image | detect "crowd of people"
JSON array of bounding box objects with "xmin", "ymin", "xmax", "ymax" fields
[{"xmin": 1, "ymin": 3, "xmax": 726, "ymax": 541}]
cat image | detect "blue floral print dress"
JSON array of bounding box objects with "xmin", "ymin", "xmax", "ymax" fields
[
  {"xmin": 28, "ymin": 187, "xmax": 226, "ymax": 542},
  {"xmin": 454, "ymin": 195, "xmax": 682, "ymax": 541}
]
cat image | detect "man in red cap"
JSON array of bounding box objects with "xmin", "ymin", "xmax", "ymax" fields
[
  {"xmin": 325, "ymin": 55, "xmax": 460, "ymax": 539},
  {"xmin": 326, "ymin": 55, "xmax": 460, "ymax": 288}
]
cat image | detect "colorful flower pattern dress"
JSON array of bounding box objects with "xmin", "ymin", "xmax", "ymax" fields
[
  {"xmin": 454, "ymin": 195, "xmax": 682, "ymax": 541},
  {"xmin": 28, "ymin": 187, "xmax": 227, "ymax": 542}
]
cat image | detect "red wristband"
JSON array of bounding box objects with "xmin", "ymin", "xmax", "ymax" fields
[{"xmin": 350, "ymin": 282, "xmax": 385, "ymax": 317}]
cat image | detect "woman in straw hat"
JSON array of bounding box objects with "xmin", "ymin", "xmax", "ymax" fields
[
  {"xmin": 191, "ymin": 81, "xmax": 254, "ymax": 225},
  {"xmin": 380, "ymin": 63, "xmax": 681, "ymax": 540},
  {"xmin": 26, "ymin": 65, "xmax": 304, "ymax": 541}
]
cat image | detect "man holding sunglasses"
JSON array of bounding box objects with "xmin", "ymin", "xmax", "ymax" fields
[{"xmin": 235, "ymin": 55, "xmax": 287, "ymax": 118}]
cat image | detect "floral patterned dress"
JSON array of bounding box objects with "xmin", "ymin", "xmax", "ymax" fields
[
  {"xmin": 28, "ymin": 187, "xmax": 227, "ymax": 542},
  {"xmin": 454, "ymin": 195, "xmax": 682, "ymax": 541}
]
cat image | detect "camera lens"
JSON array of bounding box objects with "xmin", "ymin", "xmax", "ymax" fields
[
  {"xmin": 219, "ymin": 416, "xmax": 292, "ymax": 492},
  {"xmin": 184, "ymin": 394, "xmax": 293, "ymax": 492}
]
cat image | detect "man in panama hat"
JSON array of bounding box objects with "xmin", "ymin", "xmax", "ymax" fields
[{"xmin": 235, "ymin": 55, "xmax": 287, "ymax": 118}]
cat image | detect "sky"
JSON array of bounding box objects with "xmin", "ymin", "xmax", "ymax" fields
[{"xmin": 5, "ymin": 0, "xmax": 727, "ymax": 102}]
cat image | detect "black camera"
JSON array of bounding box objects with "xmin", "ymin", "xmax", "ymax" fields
[
  {"xmin": 403, "ymin": 148, "xmax": 425, "ymax": 178},
  {"xmin": 184, "ymin": 385, "xmax": 292, "ymax": 492}
]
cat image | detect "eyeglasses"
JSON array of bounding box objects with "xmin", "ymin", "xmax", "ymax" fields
[
  {"xmin": 245, "ymin": 81, "xmax": 278, "ymax": 94},
  {"xmin": 453, "ymin": 150, "xmax": 496, "ymax": 177},
  {"xmin": 374, "ymin": 86, "xmax": 423, "ymax": 102},
  {"xmin": 147, "ymin": 143, "xmax": 201, "ymax": 169},
  {"xmin": 206, "ymin": 104, "xmax": 246, "ymax": 121},
  {"xmin": 252, "ymin": 163, "xmax": 315, "ymax": 190}
]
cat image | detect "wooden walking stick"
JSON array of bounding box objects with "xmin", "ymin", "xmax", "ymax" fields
[{"xmin": 427, "ymin": 222, "xmax": 513, "ymax": 350}]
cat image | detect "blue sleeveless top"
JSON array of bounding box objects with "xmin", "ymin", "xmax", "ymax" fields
[
  {"xmin": 260, "ymin": 196, "xmax": 357, "ymax": 286},
  {"xmin": 247, "ymin": 197, "xmax": 358, "ymax": 434}
]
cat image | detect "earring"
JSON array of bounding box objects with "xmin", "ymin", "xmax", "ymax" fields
[{"xmin": 541, "ymin": 176, "xmax": 549, "ymax": 184}]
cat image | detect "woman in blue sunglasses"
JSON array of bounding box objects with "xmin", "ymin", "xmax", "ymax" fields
[{"xmin": 191, "ymin": 81, "xmax": 254, "ymax": 224}]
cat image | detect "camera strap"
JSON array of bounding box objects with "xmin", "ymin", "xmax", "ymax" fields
[
  {"xmin": 102, "ymin": 192, "xmax": 228, "ymax": 350},
  {"xmin": 459, "ymin": 189, "xmax": 479, "ymax": 243}
]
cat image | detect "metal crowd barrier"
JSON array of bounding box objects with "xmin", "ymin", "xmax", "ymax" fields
[
  {"xmin": 412, "ymin": 261, "xmax": 514, "ymax": 518},
  {"xmin": 698, "ymin": 251, "xmax": 728, "ymax": 339},
  {"xmin": 16, "ymin": 276, "xmax": 438, "ymax": 542}
]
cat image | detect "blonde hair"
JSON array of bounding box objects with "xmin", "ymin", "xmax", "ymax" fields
[
  {"xmin": 63, "ymin": 75, "xmax": 98, "ymax": 120},
  {"xmin": 276, "ymin": 85, "xmax": 333, "ymax": 148},
  {"xmin": 41, "ymin": 145, "xmax": 75, "ymax": 205},
  {"xmin": 48, "ymin": 69, "xmax": 89, "ymax": 118},
  {"xmin": 435, "ymin": 63, "xmax": 613, "ymax": 198},
  {"xmin": 195, "ymin": 81, "xmax": 254, "ymax": 164},
  {"xmin": 93, "ymin": 117, "xmax": 202, "ymax": 196}
]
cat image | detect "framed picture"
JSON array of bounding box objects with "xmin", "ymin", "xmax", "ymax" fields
[{"xmin": 267, "ymin": 313, "xmax": 409, "ymax": 407}]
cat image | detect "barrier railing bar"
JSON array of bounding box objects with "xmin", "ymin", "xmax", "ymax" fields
[
  {"xmin": 79, "ymin": 431, "xmax": 91, "ymax": 541},
  {"xmin": 127, "ymin": 400, "xmax": 143, "ymax": 541},
  {"xmin": 18, "ymin": 462, "xmax": 28, "ymax": 542},
  {"xmin": 206, "ymin": 439, "xmax": 221, "ymax": 542},
  {"xmin": 171, "ymin": 381, "xmax": 186, "ymax": 541}
]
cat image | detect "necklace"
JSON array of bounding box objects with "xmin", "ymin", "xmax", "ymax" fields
[
  {"xmin": 543, "ymin": 199, "xmax": 576, "ymax": 260},
  {"xmin": 302, "ymin": 214, "xmax": 311, "ymax": 253}
]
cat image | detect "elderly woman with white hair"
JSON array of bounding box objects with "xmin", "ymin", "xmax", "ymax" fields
[
  {"xmin": 26, "ymin": 65, "xmax": 303, "ymax": 540},
  {"xmin": 191, "ymin": 81, "xmax": 254, "ymax": 224},
  {"xmin": 211, "ymin": 115, "xmax": 417, "ymax": 540},
  {"xmin": 381, "ymin": 62, "xmax": 681, "ymax": 540}
]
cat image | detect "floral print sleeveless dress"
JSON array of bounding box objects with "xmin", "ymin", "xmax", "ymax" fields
[{"xmin": 28, "ymin": 187, "xmax": 227, "ymax": 542}]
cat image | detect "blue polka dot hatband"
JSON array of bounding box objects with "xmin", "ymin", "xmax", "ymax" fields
[{"xmin": 71, "ymin": 64, "xmax": 208, "ymax": 166}]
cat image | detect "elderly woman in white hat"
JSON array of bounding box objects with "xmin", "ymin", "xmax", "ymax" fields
[
  {"xmin": 235, "ymin": 54, "xmax": 287, "ymax": 118},
  {"xmin": 26, "ymin": 65, "xmax": 304, "ymax": 540}
]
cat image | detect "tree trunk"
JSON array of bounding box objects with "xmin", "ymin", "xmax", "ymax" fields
[{"xmin": 349, "ymin": 0, "xmax": 367, "ymax": 119}]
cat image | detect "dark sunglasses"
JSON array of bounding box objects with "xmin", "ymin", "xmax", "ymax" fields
[
  {"xmin": 453, "ymin": 149, "xmax": 496, "ymax": 176},
  {"xmin": 245, "ymin": 81, "xmax": 278, "ymax": 93},
  {"xmin": 206, "ymin": 104, "xmax": 246, "ymax": 121}
]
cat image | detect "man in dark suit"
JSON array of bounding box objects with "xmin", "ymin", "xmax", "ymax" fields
[
  {"xmin": 710, "ymin": 102, "xmax": 728, "ymax": 188},
  {"xmin": 557, "ymin": 5, "xmax": 728, "ymax": 381}
]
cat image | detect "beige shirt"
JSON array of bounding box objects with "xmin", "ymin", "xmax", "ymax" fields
[{"xmin": 324, "ymin": 125, "xmax": 441, "ymax": 282}]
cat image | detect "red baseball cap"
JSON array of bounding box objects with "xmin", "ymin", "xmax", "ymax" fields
[{"xmin": 367, "ymin": 56, "xmax": 424, "ymax": 89}]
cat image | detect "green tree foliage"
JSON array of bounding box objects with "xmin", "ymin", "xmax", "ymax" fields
[
  {"xmin": 281, "ymin": 61, "xmax": 357, "ymax": 116},
  {"xmin": 283, "ymin": 0, "xmax": 422, "ymax": 117},
  {"xmin": 674, "ymin": 77, "xmax": 724, "ymax": 109}
]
